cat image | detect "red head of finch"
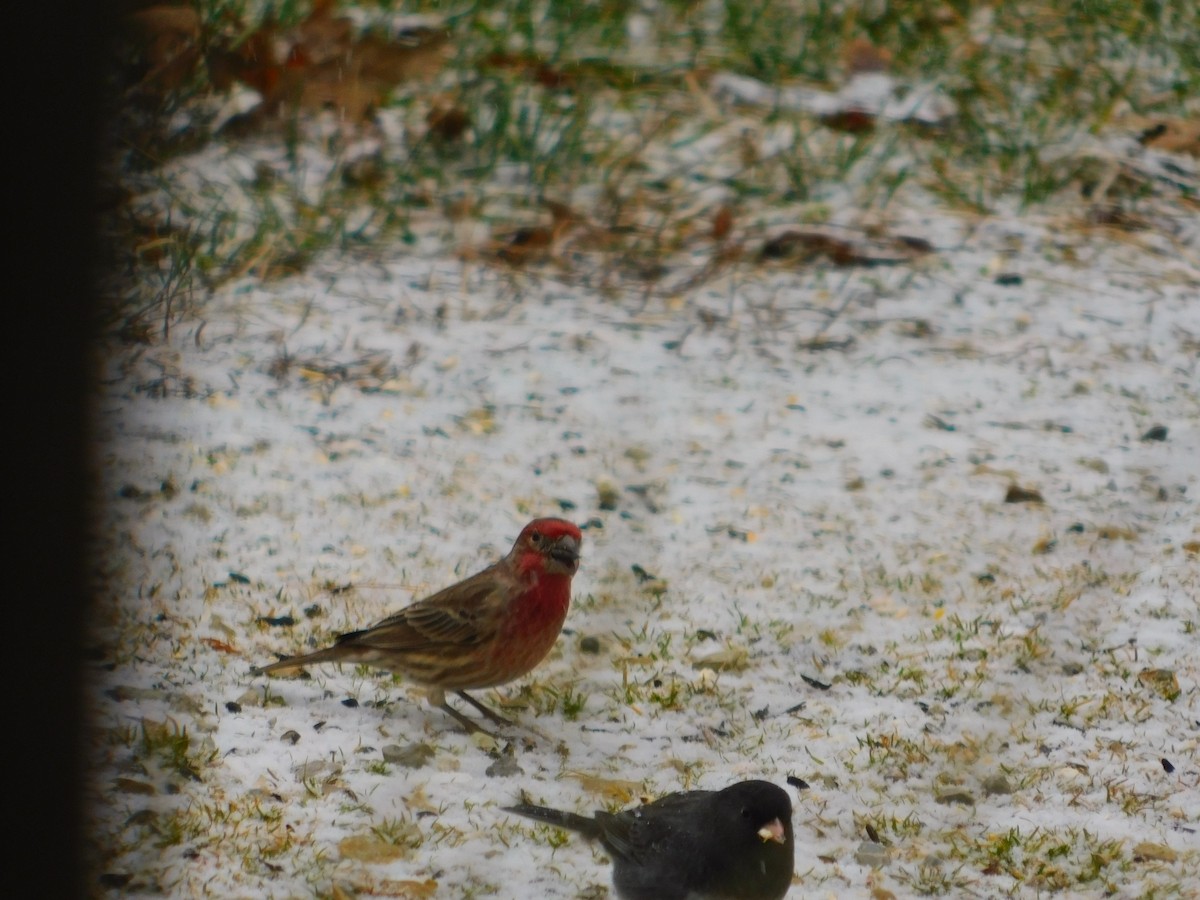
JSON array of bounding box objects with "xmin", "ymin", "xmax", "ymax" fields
[{"xmin": 254, "ymin": 517, "xmax": 582, "ymax": 732}]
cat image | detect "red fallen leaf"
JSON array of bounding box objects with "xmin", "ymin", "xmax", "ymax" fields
[
  {"xmin": 712, "ymin": 205, "xmax": 734, "ymax": 241},
  {"xmin": 478, "ymin": 51, "xmax": 522, "ymax": 71},
  {"xmin": 285, "ymin": 45, "xmax": 312, "ymax": 69},
  {"xmin": 201, "ymin": 637, "xmax": 238, "ymax": 653},
  {"xmin": 819, "ymin": 108, "xmax": 877, "ymax": 133},
  {"xmin": 486, "ymin": 205, "xmax": 578, "ymax": 265},
  {"xmin": 491, "ymin": 226, "xmax": 557, "ymax": 265},
  {"xmin": 206, "ymin": 25, "xmax": 282, "ymax": 96},
  {"xmin": 533, "ymin": 63, "xmax": 574, "ymax": 90},
  {"xmin": 427, "ymin": 103, "xmax": 471, "ymax": 142}
]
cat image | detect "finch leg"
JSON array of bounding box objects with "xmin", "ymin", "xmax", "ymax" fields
[
  {"xmin": 455, "ymin": 690, "xmax": 514, "ymax": 727},
  {"xmin": 437, "ymin": 700, "xmax": 497, "ymax": 736}
]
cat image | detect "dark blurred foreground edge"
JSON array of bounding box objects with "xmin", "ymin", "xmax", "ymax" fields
[{"xmin": 14, "ymin": 2, "xmax": 112, "ymax": 897}]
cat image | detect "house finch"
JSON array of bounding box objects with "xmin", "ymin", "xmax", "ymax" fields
[
  {"xmin": 253, "ymin": 517, "xmax": 582, "ymax": 734},
  {"xmin": 504, "ymin": 779, "xmax": 794, "ymax": 900}
]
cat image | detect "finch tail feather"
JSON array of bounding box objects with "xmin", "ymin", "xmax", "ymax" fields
[
  {"xmin": 503, "ymin": 804, "xmax": 601, "ymax": 839},
  {"xmin": 251, "ymin": 646, "xmax": 351, "ymax": 675}
]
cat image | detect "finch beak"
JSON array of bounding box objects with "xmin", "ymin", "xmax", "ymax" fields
[
  {"xmin": 757, "ymin": 818, "xmax": 786, "ymax": 844},
  {"xmin": 548, "ymin": 536, "xmax": 581, "ymax": 568}
]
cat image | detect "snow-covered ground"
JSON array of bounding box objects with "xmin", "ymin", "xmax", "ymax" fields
[{"xmin": 85, "ymin": 194, "xmax": 1199, "ymax": 897}]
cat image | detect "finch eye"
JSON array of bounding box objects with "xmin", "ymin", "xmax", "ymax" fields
[{"xmin": 530, "ymin": 531, "xmax": 543, "ymax": 544}]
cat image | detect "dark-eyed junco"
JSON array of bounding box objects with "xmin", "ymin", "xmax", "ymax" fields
[{"xmin": 504, "ymin": 779, "xmax": 794, "ymax": 899}]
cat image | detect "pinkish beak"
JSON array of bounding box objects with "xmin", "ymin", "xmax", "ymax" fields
[{"xmin": 757, "ymin": 818, "xmax": 786, "ymax": 844}]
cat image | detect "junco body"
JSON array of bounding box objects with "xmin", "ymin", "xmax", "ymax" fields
[{"xmin": 504, "ymin": 779, "xmax": 794, "ymax": 899}]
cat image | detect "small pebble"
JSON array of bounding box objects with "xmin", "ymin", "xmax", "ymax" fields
[
  {"xmin": 381, "ymin": 743, "xmax": 436, "ymax": 769},
  {"xmin": 855, "ymin": 840, "xmax": 889, "ymax": 868},
  {"xmin": 1140, "ymin": 425, "xmax": 1168, "ymax": 442},
  {"xmin": 281, "ymin": 730, "xmax": 301, "ymax": 745},
  {"xmin": 485, "ymin": 751, "xmax": 524, "ymax": 778},
  {"xmin": 935, "ymin": 790, "xmax": 975, "ymax": 806},
  {"xmin": 982, "ymin": 773, "xmax": 1013, "ymax": 795},
  {"xmin": 125, "ymin": 809, "xmax": 158, "ymax": 827}
]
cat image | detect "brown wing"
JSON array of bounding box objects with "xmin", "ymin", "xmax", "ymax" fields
[{"xmin": 335, "ymin": 562, "xmax": 513, "ymax": 652}]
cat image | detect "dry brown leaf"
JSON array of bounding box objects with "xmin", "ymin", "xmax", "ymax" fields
[
  {"xmin": 1131, "ymin": 841, "xmax": 1178, "ymax": 863},
  {"xmin": 1137, "ymin": 668, "xmax": 1180, "ymax": 701},
  {"xmin": 426, "ymin": 103, "xmax": 471, "ymax": 142},
  {"xmin": 761, "ymin": 231, "xmax": 855, "ymax": 263},
  {"xmin": 478, "ymin": 51, "xmax": 575, "ymax": 90},
  {"xmin": 374, "ymin": 880, "xmax": 438, "ymax": 898},
  {"xmin": 291, "ymin": 0, "xmax": 355, "ymax": 67},
  {"xmin": 128, "ymin": 4, "xmax": 200, "ymax": 44},
  {"xmin": 355, "ymin": 28, "xmax": 452, "ymax": 83},
  {"xmin": 760, "ymin": 229, "xmax": 931, "ymax": 266},
  {"xmin": 338, "ymin": 835, "xmax": 411, "ymax": 863},
  {"xmin": 842, "ymin": 38, "xmax": 892, "ymax": 75},
  {"xmin": 127, "ymin": 5, "xmax": 202, "ymax": 92},
  {"xmin": 206, "ymin": 26, "xmax": 281, "ymax": 96},
  {"xmin": 543, "ymin": 198, "xmax": 580, "ymax": 225},
  {"xmin": 1004, "ymin": 484, "xmax": 1044, "ymax": 504},
  {"xmin": 1085, "ymin": 205, "xmax": 1153, "ymax": 232},
  {"xmin": 711, "ymin": 205, "xmax": 734, "ymax": 241},
  {"xmin": 296, "ymin": 66, "xmax": 383, "ymax": 122},
  {"xmin": 1136, "ymin": 118, "xmax": 1200, "ymax": 157},
  {"xmin": 214, "ymin": 6, "xmax": 450, "ymax": 124},
  {"xmin": 565, "ymin": 772, "xmax": 641, "ymax": 802},
  {"xmin": 486, "ymin": 215, "xmax": 578, "ymax": 266}
]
